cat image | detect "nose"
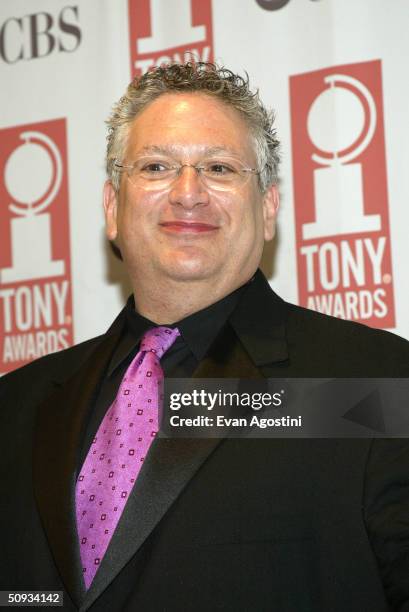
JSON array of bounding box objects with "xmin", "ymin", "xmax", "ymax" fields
[{"xmin": 168, "ymin": 165, "xmax": 210, "ymax": 210}]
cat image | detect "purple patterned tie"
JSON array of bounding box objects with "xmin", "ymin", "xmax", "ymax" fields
[{"xmin": 75, "ymin": 326, "xmax": 180, "ymax": 589}]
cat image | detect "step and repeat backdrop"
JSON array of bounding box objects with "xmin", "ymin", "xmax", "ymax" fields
[{"xmin": 1, "ymin": 0, "xmax": 408, "ymax": 374}]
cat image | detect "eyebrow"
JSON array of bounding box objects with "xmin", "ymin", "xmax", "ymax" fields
[{"xmin": 136, "ymin": 145, "xmax": 238, "ymax": 157}]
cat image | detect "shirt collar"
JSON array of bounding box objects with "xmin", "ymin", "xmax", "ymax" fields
[{"xmin": 107, "ymin": 281, "xmax": 249, "ymax": 376}]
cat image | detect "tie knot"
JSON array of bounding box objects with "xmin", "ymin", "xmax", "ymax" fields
[{"xmin": 140, "ymin": 326, "xmax": 180, "ymax": 359}]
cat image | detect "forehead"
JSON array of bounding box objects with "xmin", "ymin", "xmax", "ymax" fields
[{"xmin": 125, "ymin": 92, "xmax": 255, "ymax": 160}]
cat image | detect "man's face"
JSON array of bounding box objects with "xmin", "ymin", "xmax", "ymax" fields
[{"xmin": 104, "ymin": 92, "xmax": 278, "ymax": 294}]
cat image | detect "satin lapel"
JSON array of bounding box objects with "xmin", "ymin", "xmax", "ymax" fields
[
  {"xmin": 80, "ymin": 323, "xmax": 263, "ymax": 610},
  {"xmin": 33, "ymin": 331, "xmax": 122, "ymax": 608}
]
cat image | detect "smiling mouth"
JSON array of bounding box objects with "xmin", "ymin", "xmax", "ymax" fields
[{"xmin": 159, "ymin": 221, "xmax": 219, "ymax": 233}]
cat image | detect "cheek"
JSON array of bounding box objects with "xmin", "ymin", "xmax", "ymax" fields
[
  {"xmin": 118, "ymin": 191, "xmax": 162, "ymax": 236},
  {"xmin": 232, "ymin": 196, "xmax": 263, "ymax": 236}
]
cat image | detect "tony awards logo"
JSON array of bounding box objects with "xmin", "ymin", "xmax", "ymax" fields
[
  {"xmin": 0, "ymin": 130, "xmax": 65, "ymax": 283},
  {"xmin": 303, "ymin": 73, "xmax": 381, "ymax": 240},
  {"xmin": 291, "ymin": 60, "xmax": 395, "ymax": 328},
  {"xmin": 129, "ymin": 0, "xmax": 213, "ymax": 78}
]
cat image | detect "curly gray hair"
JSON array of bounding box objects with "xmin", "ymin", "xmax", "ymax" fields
[{"xmin": 106, "ymin": 61, "xmax": 280, "ymax": 193}]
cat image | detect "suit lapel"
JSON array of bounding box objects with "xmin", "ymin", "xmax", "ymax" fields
[
  {"xmin": 33, "ymin": 330, "xmax": 122, "ymax": 608},
  {"xmin": 228, "ymin": 270, "xmax": 289, "ymax": 368}
]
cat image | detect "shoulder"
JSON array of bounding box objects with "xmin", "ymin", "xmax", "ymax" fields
[
  {"xmin": 284, "ymin": 301, "xmax": 409, "ymax": 376},
  {"xmin": 286, "ymin": 300, "xmax": 409, "ymax": 349},
  {"xmin": 0, "ymin": 334, "xmax": 105, "ymax": 399}
]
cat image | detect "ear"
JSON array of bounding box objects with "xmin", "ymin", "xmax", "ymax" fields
[
  {"xmin": 262, "ymin": 184, "xmax": 279, "ymax": 241},
  {"xmin": 103, "ymin": 180, "xmax": 118, "ymax": 241}
]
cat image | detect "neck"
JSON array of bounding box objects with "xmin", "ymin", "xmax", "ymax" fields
[{"xmin": 131, "ymin": 275, "xmax": 247, "ymax": 324}]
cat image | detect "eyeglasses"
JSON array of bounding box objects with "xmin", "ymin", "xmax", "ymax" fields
[{"xmin": 114, "ymin": 156, "xmax": 261, "ymax": 191}]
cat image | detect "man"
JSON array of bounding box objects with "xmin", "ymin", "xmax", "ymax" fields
[{"xmin": 1, "ymin": 61, "xmax": 409, "ymax": 611}]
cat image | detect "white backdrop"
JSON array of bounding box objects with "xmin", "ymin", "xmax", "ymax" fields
[{"xmin": 1, "ymin": 0, "xmax": 408, "ymax": 375}]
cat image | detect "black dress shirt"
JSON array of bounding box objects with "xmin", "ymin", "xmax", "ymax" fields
[{"xmin": 78, "ymin": 284, "xmax": 248, "ymax": 466}]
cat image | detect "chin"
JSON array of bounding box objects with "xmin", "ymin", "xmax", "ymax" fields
[{"xmin": 160, "ymin": 257, "xmax": 217, "ymax": 282}]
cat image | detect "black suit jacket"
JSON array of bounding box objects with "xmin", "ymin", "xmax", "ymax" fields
[{"xmin": 2, "ymin": 271, "xmax": 409, "ymax": 611}]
